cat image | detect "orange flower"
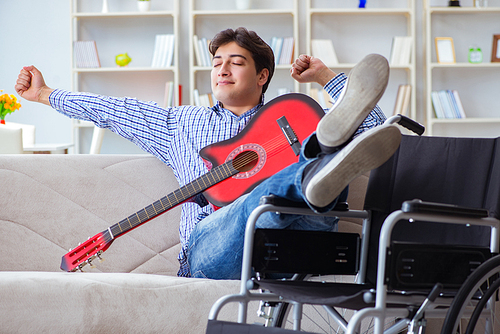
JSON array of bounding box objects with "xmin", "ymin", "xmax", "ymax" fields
[{"xmin": 0, "ymin": 91, "xmax": 22, "ymax": 120}]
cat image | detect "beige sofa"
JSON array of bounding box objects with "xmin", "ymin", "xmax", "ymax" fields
[{"xmin": 0, "ymin": 154, "xmax": 368, "ymax": 333}]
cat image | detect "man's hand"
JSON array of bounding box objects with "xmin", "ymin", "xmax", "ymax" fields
[
  {"xmin": 15, "ymin": 65, "xmax": 54, "ymax": 106},
  {"xmin": 290, "ymin": 55, "xmax": 337, "ymax": 87}
]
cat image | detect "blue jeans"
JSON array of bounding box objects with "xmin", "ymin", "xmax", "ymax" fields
[{"xmin": 187, "ymin": 134, "xmax": 348, "ymax": 279}]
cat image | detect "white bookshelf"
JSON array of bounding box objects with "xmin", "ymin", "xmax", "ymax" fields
[
  {"xmin": 305, "ymin": 0, "xmax": 417, "ymax": 120},
  {"xmin": 70, "ymin": 0, "xmax": 179, "ymax": 153},
  {"xmin": 424, "ymin": 0, "xmax": 500, "ymax": 136},
  {"xmin": 188, "ymin": 0, "xmax": 299, "ymax": 105}
]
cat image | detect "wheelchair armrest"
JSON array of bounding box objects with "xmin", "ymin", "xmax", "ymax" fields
[
  {"xmin": 402, "ymin": 199, "xmax": 489, "ymax": 218},
  {"xmin": 259, "ymin": 195, "xmax": 349, "ymax": 211}
]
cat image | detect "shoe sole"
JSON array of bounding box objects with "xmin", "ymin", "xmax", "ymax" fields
[
  {"xmin": 305, "ymin": 125, "xmax": 401, "ymax": 208},
  {"xmin": 316, "ymin": 54, "xmax": 390, "ymax": 148}
]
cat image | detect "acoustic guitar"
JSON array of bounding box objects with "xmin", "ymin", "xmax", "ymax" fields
[{"xmin": 60, "ymin": 93, "xmax": 324, "ymax": 272}]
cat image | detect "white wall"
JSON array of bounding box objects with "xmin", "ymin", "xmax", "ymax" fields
[
  {"xmin": 0, "ymin": 0, "xmax": 497, "ymax": 154},
  {"xmin": 0, "ymin": 1, "xmax": 73, "ymax": 145}
]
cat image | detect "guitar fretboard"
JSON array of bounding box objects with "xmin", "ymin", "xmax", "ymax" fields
[{"xmin": 108, "ymin": 160, "xmax": 240, "ymax": 238}]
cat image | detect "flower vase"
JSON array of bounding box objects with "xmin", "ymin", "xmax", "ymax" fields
[
  {"xmin": 1, "ymin": 119, "xmax": 5, "ymax": 125},
  {"xmin": 137, "ymin": 1, "xmax": 151, "ymax": 12}
]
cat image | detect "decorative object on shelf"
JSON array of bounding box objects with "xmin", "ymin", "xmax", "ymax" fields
[
  {"xmin": 235, "ymin": 0, "xmax": 251, "ymax": 10},
  {"xmin": 115, "ymin": 53, "xmax": 132, "ymax": 67},
  {"xmin": 137, "ymin": 0, "xmax": 151, "ymax": 12},
  {"xmin": 468, "ymin": 46, "xmax": 483, "ymax": 63},
  {"xmin": 435, "ymin": 37, "xmax": 456, "ymax": 64},
  {"xmin": 359, "ymin": 0, "xmax": 366, "ymax": 8},
  {"xmin": 491, "ymin": 34, "xmax": 500, "ymax": 62},
  {"xmin": 102, "ymin": 0, "xmax": 109, "ymax": 13},
  {"xmin": 0, "ymin": 90, "xmax": 22, "ymax": 125},
  {"xmin": 474, "ymin": 0, "xmax": 488, "ymax": 7},
  {"xmin": 448, "ymin": 0, "xmax": 460, "ymax": 6}
]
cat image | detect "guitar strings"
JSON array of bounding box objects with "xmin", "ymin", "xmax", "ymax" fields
[{"xmin": 111, "ymin": 134, "xmax": 292, "ymax": 237}]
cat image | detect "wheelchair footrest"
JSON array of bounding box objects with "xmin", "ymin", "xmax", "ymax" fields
[
  {"xmin": 388, "ymin": 242, "xmax": 491, "ymax": 290},
  {"xmin": 253, "ymin": 229, "xmax": 359, "ymax": 275}
]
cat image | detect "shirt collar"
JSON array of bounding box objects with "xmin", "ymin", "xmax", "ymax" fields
[{"xmin": 212, "ymin": 94, "xmax": 265, "ymax": 119}]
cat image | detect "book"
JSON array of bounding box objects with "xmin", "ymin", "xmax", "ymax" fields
[
  {"xmin": 390, "ymin": 36, "xmax": 412, "ymax": 66},
  {"xmin": 393, "ymin": 84, "xmax": 411, "ymax": 116},
  {"xmin": 272, "ymin": 37, "xmax": 283, "ymax": 65},
  {"xmin": 74, "ymin": 41, "xmax": 101, "ymax": 68},
  {"xmin": 431, "ymin": 89, "xmax": 466, "ymax": 119},
  {"xmin": 452, "ymin": 90, "xmax": 466, "ymax": 118},
  {"xmin": 163, "ymin": 81, "xmax": 175, "ymax": 108},
  {"xmin": 278, "ymin": 37, "xmax": 294, "ymax": 65},
  {"xmin": 199, "ymin": 37, "xmax": 211, "ymax": 67},
  {"xmin": 311, "ymin": 39, "xmax": 339, "ymax": 66},
  {"xmin": 151, "ymin": 34, "xmax": 175, "ymax": 68},
  {"xmin": 431, "ymin": 91, "xmax": 445, "ymax": 119},
  {"xmin": 193, "ymin": 35, "xmax": 203, "ymax": 66}
]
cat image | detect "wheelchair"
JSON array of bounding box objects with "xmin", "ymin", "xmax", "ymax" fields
[{"xmin": 206, "ymin": 115, "xmax": 500, "ymax": 334}]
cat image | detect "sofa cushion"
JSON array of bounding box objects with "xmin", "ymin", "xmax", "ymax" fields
[{"xmin": 0, "ymin": 154, "xmax": 182, "ymax": 275}]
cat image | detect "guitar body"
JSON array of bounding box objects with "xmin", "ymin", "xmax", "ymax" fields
[{"xmin": 200, "ymin": 93, "xmax": 324, "ymax": 207}]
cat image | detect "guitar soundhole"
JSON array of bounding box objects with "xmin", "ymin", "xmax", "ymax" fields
[{"xmin": 226, "ymin": 143, "xmax": 266, "ymax": 179}]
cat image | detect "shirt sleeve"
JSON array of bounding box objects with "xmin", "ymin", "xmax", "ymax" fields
[{"xmin": 49, "ymin": 89, "xmax": 177, "ymax": 158}]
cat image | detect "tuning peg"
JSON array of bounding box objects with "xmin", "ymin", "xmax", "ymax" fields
[
  {"xmin": 96, "ymin": 251, "xmax": 105, "ymax": 263},
  {"xmin": 87, "ymin": 258, "xmax": 96, "ymax": 269}
]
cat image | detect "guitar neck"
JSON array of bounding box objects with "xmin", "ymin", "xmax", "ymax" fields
[{"xmin": 109, "ymin": 161, "xmax": 239, "ymax": 239}]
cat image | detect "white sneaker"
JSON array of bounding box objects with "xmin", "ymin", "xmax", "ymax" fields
[
  {"xmin": 316, "ymin": 54, "xmax": 390, "ymax": 148},
  {"xmin": 304, "ymin": 125, "xmax": 401, "ymax": 208}
]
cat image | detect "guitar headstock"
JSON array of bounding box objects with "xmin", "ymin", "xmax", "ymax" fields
[{"xmin": 60, "ymin": 231, "xmax": 113, "ymax": 272}]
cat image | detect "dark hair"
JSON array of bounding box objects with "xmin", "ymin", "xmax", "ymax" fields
[{"xmin": 209, "ymin": 27, "xmax": 275, "ymax": 94}]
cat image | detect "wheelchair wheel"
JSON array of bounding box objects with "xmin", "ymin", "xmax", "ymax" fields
[{"xmin": 441, "ymin": 255, "xmax": 500, "ymax": 334}]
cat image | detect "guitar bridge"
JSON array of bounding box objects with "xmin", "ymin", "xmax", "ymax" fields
[{"xmin": 277, "ymin": 116, "xmax": 301, "ymax": 156}]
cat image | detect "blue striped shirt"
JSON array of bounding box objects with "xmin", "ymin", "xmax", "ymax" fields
[{"xmin": 49, "ymin": 72, "xmax": 386, "ymax": 277}]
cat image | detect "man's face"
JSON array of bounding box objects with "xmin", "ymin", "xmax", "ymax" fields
[{"xmin": 211, "ymin": 41, "xmax": 268, "ymax": 115}]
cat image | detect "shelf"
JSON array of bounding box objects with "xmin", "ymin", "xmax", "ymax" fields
[
  {"xmin": 309, "ymin": 8, "xmax": 412, "ymax": 15},
  {"xmin": 71, "ymin": 0, "xmax": 180, "ymax": 153},
  {"xmin": 72, "ymin": 11, "xmax": 175, "ymax": 18},
  {"xmin": 191, "ymin": 9, "xmax": 295, "ymax": 16},
  {"xmin": 424, "ymin": 0, "xmax": 500, "ymax": 137},
  {"xmin": 73, "ymin": 66, "xmax": 176, "ymax": 73},
  {"xmin": 429, "ymin": 6, "xmax": 500, "ymax": 13},
  {"xmin": 430, "ymin": 62, "xmax": 500, "ymax": 69},
  {"xmin": 430, "ymin": 118, "xmax": 500, "ymax": 124}
]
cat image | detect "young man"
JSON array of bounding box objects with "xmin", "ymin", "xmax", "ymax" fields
[{"xmin": 15, "ymin": 27, "xmax": 400, "ymax": 279}]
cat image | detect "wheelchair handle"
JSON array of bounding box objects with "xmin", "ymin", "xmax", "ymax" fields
[{"xmin": 385, "ymin": 114, "xmax": 425, "ymax": 136}]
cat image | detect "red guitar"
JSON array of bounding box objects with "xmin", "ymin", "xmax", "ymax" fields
[{"xmin": 60, "ymin": 93, "xmax": 324, "ymax": 272}]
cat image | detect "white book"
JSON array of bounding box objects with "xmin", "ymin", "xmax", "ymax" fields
[
  {"xmin": 390, "ymin": 36, "xmax": 412, "ymax": 66},
  {"xmin": 151, "ymin": 35, "xmax": 162, "ymax": 67},
  {"xmin": 452, "ymin": 90, "xmax": 466, "ymax": 118},
  {"xmin": 431, "ymin": 91, "xmax": 445, "ymax": 119},
  {"xmin": 193, "ymin": 35, "xmax": 203, "ymax": 66},
  {"xmin": 74, "ymin": 41, "xmax": 100, "ymax": 68},
  {"xmin": 193, "ymin": 89, "xmax": 201, "ymax": 106},
  {"xmin": 438, "ymin": 90, "xmax": 455, "ymax": 118},
  {"xmin": 273, "ymin": 37, "xmax": 283, "ymax": 65},
  {"xmin": 162, "ymin": 35, "xmax": 175, "ymax": 67},
  {"xmin": 199, "ymin": 37, "xmax": 211, "ymax": 67},
  {"xmin": 159, "ymin": 35, "xmax": 168, "ymax": 67},
  {"xmin": 311, "ymin": 39, "xmax": 338, "ymax": 66},
  {"xmin": 279, "ymin": 37, "xmax": 294, "ymax": 65}
]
